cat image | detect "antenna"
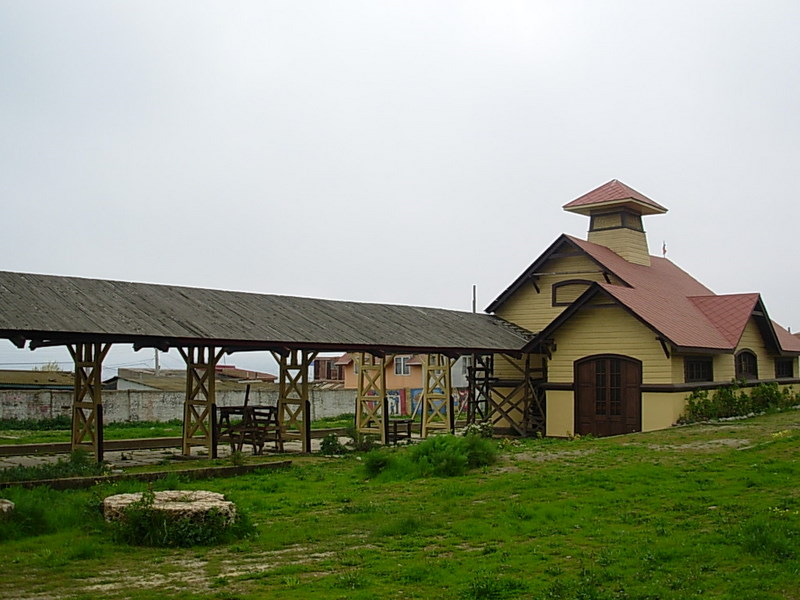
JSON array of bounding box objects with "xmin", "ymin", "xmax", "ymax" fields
[{"xmin": 472, "ymin": 284, "xmax": 477, "ymax": 313}]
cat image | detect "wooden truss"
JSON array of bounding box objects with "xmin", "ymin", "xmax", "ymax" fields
[
  {"xmin": 179, "ymin": 346, "xmax": 224, "ymax": 458},
  {"xmin": 490, "ymin": 354, "xmax": 546, "ymax": 436},
  {"xmin": 355, "ymin": 353, "xmax": 389, "ymax": 444},
  {"xmin": 466, "ymin": 353, "xmax": 494, "ymax": 424},
  {"xmin": 69, "ymin": 342, "xmax": 111, "ymax": 461},
  {"xmin": 421, "ymin": 354, "xmax": 454, "ymax": 437},
  {"xmin": 273, "ymin": 350, "xmax": 317, "ymax": 453}
]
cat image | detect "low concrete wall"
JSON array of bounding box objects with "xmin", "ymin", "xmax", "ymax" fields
[{"xmin": 0, "ymin": 388, "xmax": 356, "ymax": 423}]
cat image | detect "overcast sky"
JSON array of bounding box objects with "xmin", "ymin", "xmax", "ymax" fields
[{"xmin": 1, "ymin": 1, "xmax": 799, "ymax": 375}]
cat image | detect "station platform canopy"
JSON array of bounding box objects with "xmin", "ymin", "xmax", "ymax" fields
[{"xmin": 0, "ymin": 271, "xmax": 532, "ymax": 356}]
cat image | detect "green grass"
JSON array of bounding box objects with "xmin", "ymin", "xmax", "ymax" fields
[
  {"xmin": 0, "ymin": 415, "xmax": 354, "ymax": 446},
  {"xmin": 1, "ymin": 410, "xmax": 799, "ymax": 598}
]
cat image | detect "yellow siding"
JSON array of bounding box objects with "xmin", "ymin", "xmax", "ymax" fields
[
  {"xmin": 671, "ymin": 356, "xmax": 685, "ymax": 382},
  {"xmin": 547, "ymin": 305, "xmax": 670, "ymax": 384},
  {"xmin": 495, "ymin": 253, "xmax": 624, "ymax": 333},
  {"xmin": 592, "ymin": 213, "xmax": 622, "ymax": 229},
  {"xmin": 714, "ymin": 354, "xmax": 735, "ymax": 382},
  {"xmin": 642, "ymin": 392, "xmax": 687, "ymax": 432},
  {"xmin": 588, "ymin": 228, "xmax": 650, "ymax": 266},
  {"xmin": 735, "ymin": 318, "xmax": 772, "ymax": 379}
]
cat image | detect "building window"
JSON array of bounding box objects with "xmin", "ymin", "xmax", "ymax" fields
[
  {"xmin": 685, "ymin": 357, "xmax": 713, "ymax": 383},
  {"xmin": 735, "ymin": 350, "xmax": 758, "ymax": 381},
  {"xmin": 595, "ymin": 358, "xmax": 622, "ymax": 416},
  {"xmin": 552, "ymin": 280, "xmax": 592, "ymax": 307},
  {"xmin": 462, "ymin": 355, "xmax": 473, "ymax": 376},
  {"xmin": 775, "ymin": 358, "xmax": 795, "ymax": 379},
  {"xmin": 394, "ymin": 356, "xmax": 410, "ymax": 376}
]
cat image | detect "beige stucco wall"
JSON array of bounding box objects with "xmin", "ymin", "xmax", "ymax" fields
[{"xmin": 545, "ymin": 389, "xmax": 574, "ymax": 437}]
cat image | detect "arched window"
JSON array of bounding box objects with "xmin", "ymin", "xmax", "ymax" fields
[
  {"xmin": 552, "ymin": 280, "xmax": 593, "ymax": 307},
  {"xmin": 735, "ymin": 350, "xmax": 758, "ymax": 381}
]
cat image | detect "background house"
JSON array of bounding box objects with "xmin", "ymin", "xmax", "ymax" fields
[
  {"xmin": 0, "ymin": 369, "xmax": 74, "ymax": 391},
  {"xmin": 335, "ymin": 353, "xmax": 471, "ymax": 416},
  {"xmin": 105, "ymin": 366, "xmax": 276, "ymax": 392}
]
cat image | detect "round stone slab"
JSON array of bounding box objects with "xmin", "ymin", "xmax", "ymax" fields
[{"xmin": 103, "ymin": 490, "xmax": 236, "ymax": 524}]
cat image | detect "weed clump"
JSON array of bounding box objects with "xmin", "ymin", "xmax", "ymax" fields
[
  {"xmin": 0, "ymin": 449, "xmax": 108, "ymax": 484},
  {"xmin": 363, "ymin": 434, "xmax": 497, "ymax": 481},
  {"xmin": 320, "ymin": 433, "xmax": 348, "ymax": 455}
]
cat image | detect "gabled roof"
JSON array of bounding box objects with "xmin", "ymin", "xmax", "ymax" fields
[
  {"xmin": 500, "ymin": 232, "xmax": 799, "ymax": 355},
  {"xmin": 486, "ymin": 234, "xmax": 711, "ymax": 314},
  {"xmin": 0, "ymin": 271, "xmax": 530, "ymax": 355},
  {"xmin": 526, "ymin": 283, "xmax": 800, "ymax": 355},
  {"xmin": 689, "ymin": 295, "xmax": 760, "ymax": 347},
  {"xmin": 563, "ymin": 179, "xmax": 668, "ymax": 216}
]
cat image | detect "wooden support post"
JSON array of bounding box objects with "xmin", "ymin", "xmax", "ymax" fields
[
  {"xmin": 489, "ymin": 354, "xmax": 546, "ymax": 437},
  {"xmin": 355, "ymin": 353, "xmax": 388, "ymax": 445},
  {"xmin": 68, "ymin": 342, "xmax": 111, "ymax": 462},
  {"xmin": 421, "ymin": 354, "xmax": 454, "ymax": 438},
  {"xmin": 179, "ymin": 346, "xmax": 224, "ymax": 457},
  {"xmin": 467, "ymin": 353, "xmax": 493, "ymax": 424},
  {"xmin": 273, "ymin": 350, "xmax": 317, "ymax": 453}
]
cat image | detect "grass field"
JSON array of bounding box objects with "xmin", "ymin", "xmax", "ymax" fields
[
  {"xmin": 0, "ymin": 414, "xmax": 357, "ymax": 446},
  {"xmin": 1, "ymin": 410, "xmax": 799, "ymax": 599}
]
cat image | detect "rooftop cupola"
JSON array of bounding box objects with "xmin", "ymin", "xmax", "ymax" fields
[{"xmin": 562, "ymin": 179, "xmax": 667, "ymax": 266}]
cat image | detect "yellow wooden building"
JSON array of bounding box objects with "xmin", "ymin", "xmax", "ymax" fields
[{"xmin": 486, "ymin": 180, "xmax": 800, "ymax": 437}]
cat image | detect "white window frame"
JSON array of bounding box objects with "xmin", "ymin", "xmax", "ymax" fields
[{"xmin": 394, "ymin": 356, "xmax": 410, "ymax": 376}]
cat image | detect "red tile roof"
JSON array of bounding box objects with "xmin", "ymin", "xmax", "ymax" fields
[
  {"xmin": 334, "ymin": 353, "xmax": 353, "ymax": 366},
  {"xmin": 689, "ymin": 295, "xmax": 760, "ymax": 347},
  {"xmin": 529, "ymin": 235, "xmax": 800, "ymax": 353},
  {"xmin": 563, "ymin": 179, "xmax": 668, "ymax": 216}
]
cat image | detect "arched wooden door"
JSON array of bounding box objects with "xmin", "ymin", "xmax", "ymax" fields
[{"xmin": 575, "ymin": 355, "xmax": 641, "ymax": 437}]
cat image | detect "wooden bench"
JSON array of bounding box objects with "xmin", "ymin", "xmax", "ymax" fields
[
  {"xmin": 387, "ymin": 419, "xmax": 413, "ymax": 445},
  {"xmin": 217, "ymin": 405, "xmax": 281, "ymax": 455}
]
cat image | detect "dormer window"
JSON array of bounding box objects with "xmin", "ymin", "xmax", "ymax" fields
[{"xmin": 552, "ymin": 280, "xmax": 592, "ymax": 307}]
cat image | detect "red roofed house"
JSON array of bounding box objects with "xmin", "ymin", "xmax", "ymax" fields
[{"xmin": 486, "ymin": 179, "xmax": 800, "ymax": 437}]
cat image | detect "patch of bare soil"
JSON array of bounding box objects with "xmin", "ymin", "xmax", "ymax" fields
[
  {"xmin": 494, "ymin": 448, "xmax": 596, "ymax": 472},
  {"xmin": 648, "ymin": 438, "xmax": 753, "ymax": 451},
  {"xmin": 78, "ymin": 542, "xmax": 371, "ymax": 598}
]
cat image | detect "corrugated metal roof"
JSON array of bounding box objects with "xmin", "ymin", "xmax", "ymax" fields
[
  {"xmin": 0, "ymin": 271, "xmax": 531, "ymax": 354},
  {"xmin": 0, "ymin": 369, "xmax": 75, "ymax": 389}
]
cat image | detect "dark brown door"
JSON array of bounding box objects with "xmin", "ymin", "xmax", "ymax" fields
[{"xmin": 575, "ymin": 356, "xmax": 641, "ymax": 436}]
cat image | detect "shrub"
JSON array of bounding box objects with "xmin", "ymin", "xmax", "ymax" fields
[
  {"xmin": 364, "ymin": 434, "xmax": 497, "ymax": 480},
  {"xmin": 363, "ymin": 449, "xmax": 397, "ymax": 478},
  {"xmin": 320, "ymin": 433, "xmax": 348, "ymax": 455},
  {"xmin": 345, "ymin": 425, "xmax": 379, "ymax": 452},
  {"xmin": 682, "ymin": 382, "xmax": 800, "ymax": 423},
  {"xmin": 411, "ymin": 435, "xmax": 470, "ymax": 477},
  {"xmin": 461, "ymin": 421, "xmax": 494, "ymax": 438}
]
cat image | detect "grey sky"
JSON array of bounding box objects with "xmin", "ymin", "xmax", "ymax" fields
[{"xmin": 2, "ymin": 1, "xmax": 799, "ymax": 375}]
